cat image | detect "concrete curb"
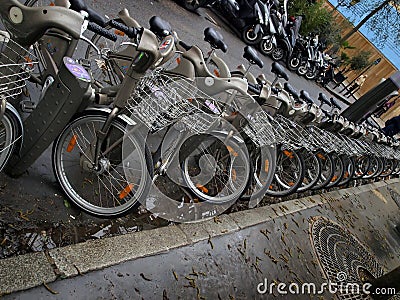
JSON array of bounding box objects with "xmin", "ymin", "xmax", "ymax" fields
[{"xmin": 1, "ymin": 179, "xmax": 399, "ymax": 295}]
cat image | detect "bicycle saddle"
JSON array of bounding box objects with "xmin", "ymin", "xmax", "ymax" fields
[
  {"xmin": 284, "ymin": 82, "xmax": 299, "ymax": 100},
  {"xmin": 318, "ymin": 93, "xmax": 330, "ymax": 106},
  {"xmin": 271, "ymin": 62, "xmax": 289, "ymax": 81},
  {"xmin": 330, "ymin": 97, "xmax": 341, "ymax": 110},
  {"xmin": 300, "ymin": 90, "xmax": 314, "ymax": 105},
  {"xmin": 204, "ymin": 27, "xmax": 227, "ymax": 53},
  {"xmin": 149, "ymin": 16, "xmax": 172, "ymax": 38},
  {"xmin": 243, "ymin": 46, "xmax": 263, "ymax": 68}
]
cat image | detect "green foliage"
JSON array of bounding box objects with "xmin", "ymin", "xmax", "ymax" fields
[
  {"xmin": 349, "ymin": 50, "xmax": 372, "ymax": 71},
  {"xmin": 288, "ymin": 0, "xmax": 339, "ymax": 45},
  {"xmin": 341, "ymin": 51, "xmax": 350, "ymax": 62},
  {"xmin": 341, "ymin": 40, "xmax": 355, "ymax": 49}
]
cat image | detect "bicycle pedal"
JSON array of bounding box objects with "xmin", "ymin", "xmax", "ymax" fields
[{"xmin": 20, "ymin": 100, "xmax": 36, "ymax": 113}]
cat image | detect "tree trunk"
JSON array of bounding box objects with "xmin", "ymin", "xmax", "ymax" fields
[{"xmin": 341, "ymin": 0, "xmax": 391, "ymax": 42}]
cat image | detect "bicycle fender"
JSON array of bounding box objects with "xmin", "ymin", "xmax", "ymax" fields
[{"xmin": 82, "ymin": 107, "xmax": 137, "ymax": 126}]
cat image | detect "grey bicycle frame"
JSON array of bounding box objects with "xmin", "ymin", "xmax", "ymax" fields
[{"xmin": 0, "ymin": 1, "xmax": 99, "ymax": 175}]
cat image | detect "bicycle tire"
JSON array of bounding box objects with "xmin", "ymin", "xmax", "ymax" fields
[
  {"xmin": 352, "ymin": 155, "xmax": 370, "ymax": 179},
  {"xmin": 362, "ymin": 155, "xmax": 382, "ymax": 179},
  {"xmin": 379, "ymin": 158, "xmax": 395, "ymax": 178},
  {"xmin": 337, "ymin": 155, "xmax": 355, "ymax": 187},
  {"xmin": 0, "ymin": 108, "xmax": 21, "ymax": 172},
  {"xmin": 265, "ymin": 146, "xmax": 305, "ymax": 197},
  {"xmin": 311, "ymin": 151, "xmax": 335, "ymax": 190},
  {"xmin": 181, "ymin": 131, "xmax": 251, "ymax": 204},
  {"xmin": 325, "ymin": 152, "xmax": 344, "ymax": 189},
  {"xmin": 240, "ymin": 144, "xmax": 277, "ymax": 203},
  {"xmin": 52, "ymin": 112, "xmax": 152, "ymax": 218},
  {"xmin": 297, "ymin": 149, "xmax": 322, "ymax": 193}
]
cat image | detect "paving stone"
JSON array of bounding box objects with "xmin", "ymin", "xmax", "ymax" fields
[{"xmin": 0, "ymin": 252, "xmax": 56, "ymax": 294}]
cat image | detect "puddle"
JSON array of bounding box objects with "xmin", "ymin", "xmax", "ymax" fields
[
  {"xmin": 0, "ymin": 210, "xmax": 169, "ymax": 259},
  {"xmin": 1, "ymin": 180, "xmax": 398, "ymax": 260}
]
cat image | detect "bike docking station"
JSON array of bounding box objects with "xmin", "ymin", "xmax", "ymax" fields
[
  {"xmin": 341, "ymin": 71, "xmax": 400, "ymax": 124},
  {"xmin": 5, "ymin": 57, "xmax": 92, "ymax": 177}
]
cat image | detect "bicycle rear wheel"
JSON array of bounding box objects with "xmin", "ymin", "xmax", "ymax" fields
[{"xmin": 52, "ymin": 113, "xmax": 152, "ymax": 217}]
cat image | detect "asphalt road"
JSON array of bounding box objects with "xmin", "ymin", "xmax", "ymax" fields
[{"xmin": 0, "ymin": 0, "xmax": 341, "ymax": 259}]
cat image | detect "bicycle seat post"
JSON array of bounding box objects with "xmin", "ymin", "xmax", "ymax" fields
[
  {"xmin": 243, "ymin": 63, "xmax": 253, "ymax": 78},
  {"xmin": 205, "ymin": 47, "xmax": 216, "ymax": 65}
]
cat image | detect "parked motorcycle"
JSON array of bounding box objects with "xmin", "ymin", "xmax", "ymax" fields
[
  {"xmin": 270, "ymin": 14, "xmax": 302, "ymax": 62},
  {"xmin": 297, "ymin": 34, "xmax": 327, "ymax": 80},
  {"xmin": 177, "ymin": 0, "xmax": 212, "ymax": 11},
  {"xmin": 258, "ymin": 0, "xmax": 284, "ymax": 56},
  {"xmin": 286, "ymin": 34, "xmax": 307, "ymax": 72},
  {"xmin": 178, "ymin": 0, "xmax": 270, "ymax": 45},
  {"xmin": 316, "ymin": 59, "xmax": 337, "ymax": 87}
]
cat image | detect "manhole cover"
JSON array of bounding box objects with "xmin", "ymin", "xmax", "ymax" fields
[{"xmin": 310, "ymin": 216, "xmax": 384, "ymax": 299}]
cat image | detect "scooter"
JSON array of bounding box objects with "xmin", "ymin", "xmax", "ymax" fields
[
  {"xmin": 205, "ymin": 0, "xmax": 270, "ymax": 45},
  {"xmin": 270, "ymin": 14, "xmax": 302, "ymax": 62}
]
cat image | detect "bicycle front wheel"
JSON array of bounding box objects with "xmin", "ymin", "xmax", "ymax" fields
[
  {"xmin": 0, "ymin": 109, "xmax": 21, "ymax": 172},
  {"xmin": 265, "ymin": 146, "xmax": 305, "ymax": 197},
  {"xmin": 297, "ymin": 150, "xmax": 322, "ymax": 193},
  {"xmin": 181, "ymin": 132, "xmax": 250, "ymax": 204},
  {"xmin": 52, "ymin": 113, "xmax": 152, "ymax": 218}
]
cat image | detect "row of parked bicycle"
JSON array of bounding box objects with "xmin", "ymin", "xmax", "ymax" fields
[
  {"xmin": 0, "ymin": 0, "xmax": 398, "ymax": 221},
  {"xmin": 177, "ymin": 0, "xmax": 335, "ymax": 83}
]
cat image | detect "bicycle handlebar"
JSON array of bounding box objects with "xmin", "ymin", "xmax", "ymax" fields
[
  {"xmin": 108, "ymin": 19, "xmax": 138, "ymax": 39},
  {"xmin": 87, "ymin": 22, "xmax": 117, "ymax": 42},
  {"xmin": 69, "ymin": 0, "xmax": 106, "ymax": 27}
]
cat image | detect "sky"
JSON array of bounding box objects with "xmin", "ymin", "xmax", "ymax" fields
[{"xmin": 328, "ymin": 0, "xmax": 400, "ymax": 70}]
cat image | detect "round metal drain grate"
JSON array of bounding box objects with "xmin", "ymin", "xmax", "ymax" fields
[{"xmin": 310, "ymin": 217, "xmax": 384, "ymax": 299}]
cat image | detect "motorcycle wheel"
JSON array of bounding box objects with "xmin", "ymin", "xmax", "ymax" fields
[
  {"xmin": 287, "ymin": 54, "xmax": 302, "ymax": 72},
  {"xmin": 271, "ymin": 46, "xmax": 285, "ymax": 61},
  {"xmin": 259, "ymin": 38, "xmax": 274, "ymax": 56},
  {"xmin": 242, "ymin": 25, "xmax": 262, "ymax": 45},
  {"xmin": 180, "ymin": 0, "xmax": 207, "ymax": 10},
  {"xmin": 305, "ymin": 67, "xmax": 317, "ymax": 80},
  {"xmin": 297, "ymin": 64, "xmax": 308, "ymax": 76}
]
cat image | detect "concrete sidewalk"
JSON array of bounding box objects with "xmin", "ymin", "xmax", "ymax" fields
[{"xmin": 1, "ymin": 179, "xmax": 400, "ymax": 299}]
